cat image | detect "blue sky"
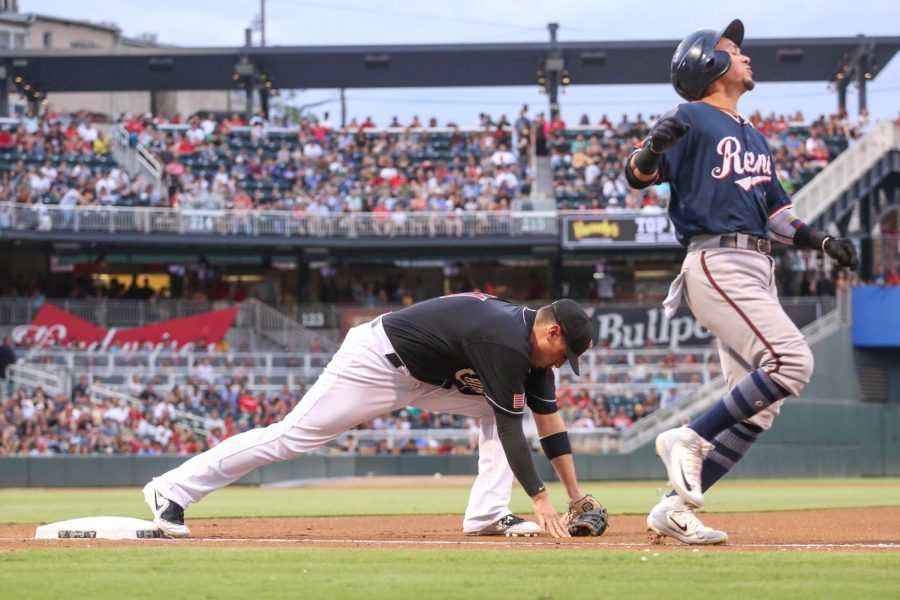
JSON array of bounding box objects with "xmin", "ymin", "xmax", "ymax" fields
[{"xmin": 25, "ymin": 0, "xmax": 900, "ymax": 124}]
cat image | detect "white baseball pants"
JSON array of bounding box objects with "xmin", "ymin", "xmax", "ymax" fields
[{"xmin": 154, "ymin": 317, "xmax": 515, "ymax": 532}]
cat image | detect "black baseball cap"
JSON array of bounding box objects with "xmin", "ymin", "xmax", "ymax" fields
[{"xmin": 550, "ymin": 300, "xmax": 595, "ymax": 376}]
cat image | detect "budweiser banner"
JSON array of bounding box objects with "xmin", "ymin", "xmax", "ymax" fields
[
  {"xmin": 12, "ymin": 304, "xmax": 240, "ymax": 351},
  {"xmin": 590, "ymin": 303, "xmax": 821, "ymax": 349},
  {"xmin": 562, "ymin": 214, "xmax": 680, "ymax": 248}
]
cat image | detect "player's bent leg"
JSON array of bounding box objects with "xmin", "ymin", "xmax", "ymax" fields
[
  {"xmin": 410, "ymin": 389, "xmax": 538, "ymax": 536},
  {"xmin": 462, "ymin": 415, "xmax": 540, "ymax": 536},
  {"xmin": 145, "ymin": 323, "xmax": 416, "ymax": 535},
  {"xmin": 659, "ymin": 249, "xmax": 809, "ymax": 507}
]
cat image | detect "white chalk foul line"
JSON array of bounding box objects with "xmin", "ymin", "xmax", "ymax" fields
[
  {"xmin": 9, "ymin": 537, "xmax": 899, "ymax": 549},
  {"xmin": 155, "ymin": 538, "xmax": 900, "ymax": 550}
]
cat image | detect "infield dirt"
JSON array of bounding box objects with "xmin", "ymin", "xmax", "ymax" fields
[{"xmin": 2, "ymin": 507, "xmax": 898, "ymax": 552}]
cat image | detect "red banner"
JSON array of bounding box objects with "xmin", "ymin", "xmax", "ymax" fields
[{"xmin": 12, "ymin": 304, "xmax": 240, "ymax": 351}]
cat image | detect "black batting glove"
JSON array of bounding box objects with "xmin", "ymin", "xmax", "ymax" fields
[
  {"xmin": 647, "ymin": 117, "xmax": 691, "ymax": 154},
  {"xmin": 824, "ymin": 237, "xmax": 859, "ymax": 271},
  {"xmin": 632, "ymin": 117, "xmax": 691, "ymax": 177}
]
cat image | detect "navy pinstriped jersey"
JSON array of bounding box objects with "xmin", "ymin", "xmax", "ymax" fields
[{"xmin": 649, "ymin": 102, "xmax": 792, "ymax": 245}]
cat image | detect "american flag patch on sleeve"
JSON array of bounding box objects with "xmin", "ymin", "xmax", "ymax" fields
[{"xmin": 513, "ymin": 393, "xmax": 525, "ymax": 409}]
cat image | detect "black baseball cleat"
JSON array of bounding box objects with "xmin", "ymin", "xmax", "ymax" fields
[{"xmin": 143, "ymin": 480, "xmax": 191, "ymax": 538}]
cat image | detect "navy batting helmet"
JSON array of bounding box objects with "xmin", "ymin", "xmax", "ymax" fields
[{"xmin": 671, "ymin": 19, "xmax": 744, "ymax": 101}]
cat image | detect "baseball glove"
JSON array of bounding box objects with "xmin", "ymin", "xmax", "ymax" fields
[{"xmin": 562, "ymin": 493, "xmax": 609, "ymax": 537}]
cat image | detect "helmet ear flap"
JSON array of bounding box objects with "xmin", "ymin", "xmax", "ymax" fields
[{"xmin": 710, "ymin": 49, "xmax": 733, "ymax": 75}]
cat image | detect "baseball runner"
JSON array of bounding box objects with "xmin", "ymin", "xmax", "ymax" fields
[
  {"xmin": 624, "ymin": 19, "xmax": 859, "ymax": 545},
  {"xmin": 144, "ymin": 295, "xmax": 608, "ymax": 539}
]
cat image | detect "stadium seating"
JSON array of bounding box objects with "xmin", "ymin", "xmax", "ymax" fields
[
  {"xmin": 550, "ymin": 112, "xmax": 855, "ymax": 209},
  {"xmin": 0, "ymin": 110, "xmax": 856, "ymax": 214},
  {"xmin": 0, "ymin": 343, "xmax": 719, "ymax": 455}
]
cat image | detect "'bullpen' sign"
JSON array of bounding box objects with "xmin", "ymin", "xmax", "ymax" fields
[{"xmin": 562, "ymin": 214, "xmax": 680, "ymax": 248}]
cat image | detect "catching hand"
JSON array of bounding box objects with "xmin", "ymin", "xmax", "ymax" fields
[{"xmin": 562, "ymin": 493, "xmax": 610, "ymax": 537}]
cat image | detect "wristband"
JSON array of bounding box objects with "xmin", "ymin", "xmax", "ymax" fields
[
  {"xmin": 793, "ymin": 223, "xmax": 829, "ymax": 252},
  {"xmin": 632, "ymin": 144, "xmax": 661, "ymax": 176},
  {"xmin": 540, "ymin": 431, "xmax": 572, "ymax": 460}
]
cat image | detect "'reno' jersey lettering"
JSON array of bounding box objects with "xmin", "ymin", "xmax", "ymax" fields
[{"xmin": 651, "ymin": 102, "xmax": 792, "ymax": 244}]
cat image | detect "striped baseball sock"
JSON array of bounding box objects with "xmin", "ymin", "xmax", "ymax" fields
[
  {"xmin": 701, "ymin": 421, "xmax": 764, "ymax": 491},
  {"xmin": 667, "ymin": 421, "xmax": 764, "ymax": 497},
  {"xmin": 689, "ymin": 368, "xmax": 788, "ymax": 441}
]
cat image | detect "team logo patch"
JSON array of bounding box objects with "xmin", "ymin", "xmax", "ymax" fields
[
  {"xmin": 453, "ymin": 368, "xmax": 484, "ymax": 395},
  {"xmin": 513, "ymin": 393, "xmax": 525, "ymax": 409}
]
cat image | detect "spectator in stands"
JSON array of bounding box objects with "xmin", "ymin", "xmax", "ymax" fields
[
  {"xmin": 611, "ymin": 407, "xmax": 634, "ymax": 430},
  {"xmin": 0, "ymin": 337, "xmax": 15, "ymax": 394}
]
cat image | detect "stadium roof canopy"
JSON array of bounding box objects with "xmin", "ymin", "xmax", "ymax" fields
[{"xmin": 2, "ymin": 36, "xmax": 898, "ymax": 92}]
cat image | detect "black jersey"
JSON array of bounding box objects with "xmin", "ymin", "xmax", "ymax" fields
[{"xmin": 381, "ymin": 293, "xmax": 557, "ymax": 417}]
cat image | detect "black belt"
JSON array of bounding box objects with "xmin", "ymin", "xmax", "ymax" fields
[
  {"xmin": 372, "ymin": 317, "xmax": 405, "ymax": 368},
  {"xmin": 385, "ymin": 352, "xmax": 404, "ymax": 369},
  {"xmin": 690, "ymin": 233, "xmax": 771, "ymax": 255}
]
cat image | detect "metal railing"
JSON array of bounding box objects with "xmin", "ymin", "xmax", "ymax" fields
[
  {"xmin": 792, "ymin": 121, "xmax": 899, "ymax": 225},
  {"xmin": 240, "ymin": 299, "xmax": 338, "ymax": 352},
  {"xmin": 111, "ymin": 124, "xmax": 163, "ymax": 184},
  {"xmin": 325, "ymin": 426, "xmax": 620, "ymax": 455},
  {"xmin": 18, "ymin": 349, "xmax": 333, "ymax": 391},
  {"xmin": 88, "ymin": 384, "xmax": 209, "ymax": 435},
  {"xmin": 6, "ymin": 363, "xmax": 68, "ymax": 398},
  {"xmin": 874, "ymin": 235, "xmax": 900, "ymax": 277},
  {"xmin": 157, "ymin": 123, "xmax": 513, "ymax": 137},
  {"xmin": 0, "ymin": 202, "xmax": 558, "ymax": 239}
]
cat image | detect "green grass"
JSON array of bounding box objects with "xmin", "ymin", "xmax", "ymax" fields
[
  {"xmin": 1, "ymin": 478, "xmax": 899, "ymax": 524},
  {"xmin": 2, "ymin": 481, "xmax": 899, "ymax": 599},
  {"xmin": 2, "ymin": 548, "xmax": 899, "ymax": 599}
]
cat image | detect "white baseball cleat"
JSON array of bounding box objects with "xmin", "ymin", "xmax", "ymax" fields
[
  {"xmin": 142, "ymin": 480, "xmax": 191, "ymax": 538},
  {"xmin": 467, "ymin": 514, "xmax": 542, "ymax": 537},
  {"xmin": 655, "ymin": 425, "xmax": 712, "ymax": 508},
  {"xmin": 647, "ymin": 494, "xmax": 728, "ymax": 545}
]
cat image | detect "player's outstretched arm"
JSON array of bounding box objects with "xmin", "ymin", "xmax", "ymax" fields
[
  {"xmin": 626, "ymin": 116, "xmax": 690, "ymax": 188},
  {"xmin": 770, "ymin": 208, "xmax": 860, "ymax": 271}
]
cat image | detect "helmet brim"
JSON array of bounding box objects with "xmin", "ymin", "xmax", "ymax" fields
[{"xmin": 719, "ymin": 19, "xmax": 744, "ymax": 47}]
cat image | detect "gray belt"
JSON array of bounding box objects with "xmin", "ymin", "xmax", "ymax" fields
[{"xmin": 688, "ymin": 233, "xmax": 771, "ymax": 256}]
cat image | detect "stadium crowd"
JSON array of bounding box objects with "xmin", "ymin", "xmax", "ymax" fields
[
  {"xmin": 550, "ymin": 109, "xmax": 860, "ymax": 208},
  {"xmin": 126, "ymin": 109, "xmax": 529, "ymax": 215},
  {"xmin": 0, "ymin": 105, "xmax": 865, "ymax": 223}
]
